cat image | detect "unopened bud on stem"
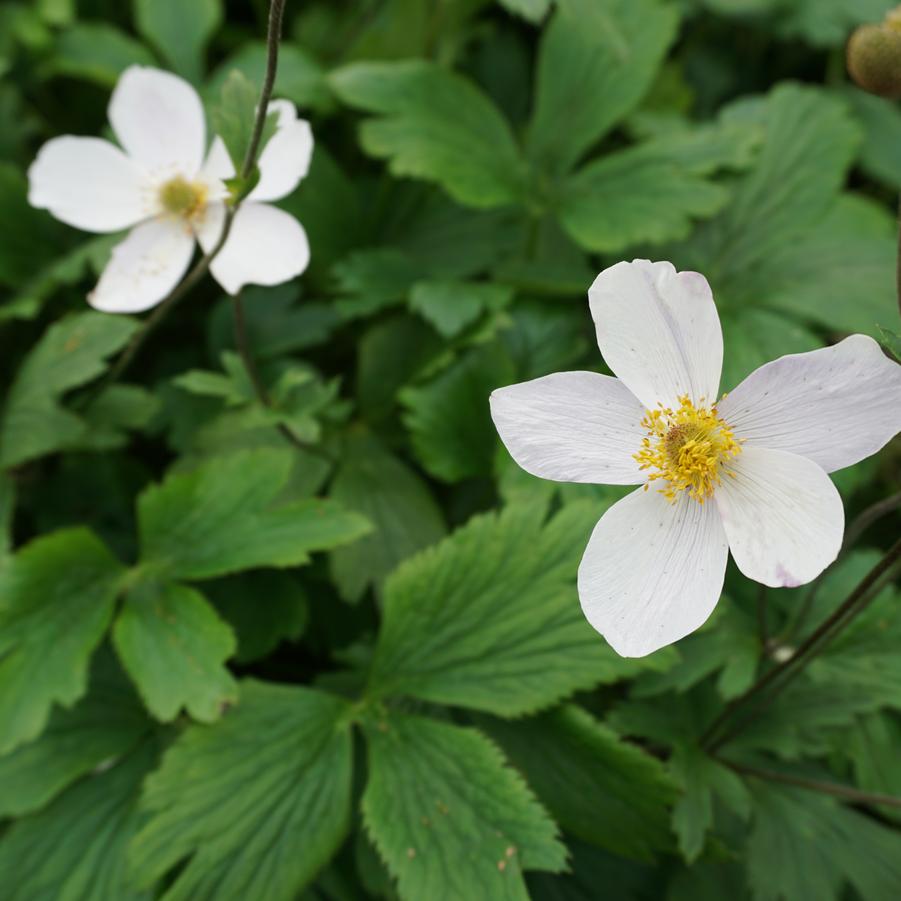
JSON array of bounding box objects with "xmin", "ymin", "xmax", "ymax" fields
[{"xmin": 847, "ymin": 7, "xmax": 901, "ymax": 98}]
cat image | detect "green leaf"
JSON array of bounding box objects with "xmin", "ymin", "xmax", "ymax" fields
[
  {"xmin": 746, "ymin": 782, "xmax": 901, "ymax": 901},
  {"xmin": 50, "ymin": 21, "xmax": 155, "ymax": 86},
  {"xmin": 369, "ymin": 503, "xmax": 670, "ymax": 716},
  {"xmin": 0, "ymin": 469, "xmax": 13, "ymax": 560},
  {"xmin": 528, "ymin": 0, "xmax": 679, "ymax": 175},
  {"xmin": 130, "ymin": 682, "xmax": 353, "ymax": 900},
  {"xmin": 209, "ymin": 69, "xmax": 276, "ymax": 174},
  {"xmin": 485, "ymin": 705, "xmax": 677, "ymax": 861},
  {"xmin": 133, "ymin": 0, "xmax": 221, "ymax": 83},
  {"xmin": 329, "ymin": 429, "xmax": 445, "ymax": 603},
  {"xmin": 0, "ymin": 312, "xmax": 138, "ymax": 468},
  {"xmin": 669, "ymin": 744, "xmax": 750, "ymax": 862},
  {"xmin": 0, "ymin": 529, "xmax": 124, "ymax": 754},
  {"xmin": 207, "ymin": 570, "xmax": 308, "ymax": 663},
  {"xmin": 498, "ymin": 0, "xmax": 552, "ymax": 23},
  {"xmin": 207, "ymin": 41, "xmax": 332, "ymax": 113},
  {"xmin": 773, "ymin": 0, "xmax": 895, "ymax": 47},
  {"xmin": 113, "ymin": 579, "xmax": 237, "ymax": 723},
  {"xmin": 137, "ymin": 448, "xmax": 370, "ymax": 581},
  {"xmin": 409, "ymin": 279, "xmax": 514, "ymax": 337},
  {"xmin": 558, "ymin": 121, "xmax": 759, "ymax": 252},
  {"xmin": 362, "ymin": 712, "xmax": 565, "ymax": 900},
  {"xmin": 400, "ymin": 343, "xmax": 515, "ymax": 482},
  {"xmin": 842, "ymin": 87, "xmax": 901, "ymax": 190},
  {"xmin": 0, "ymin": 739, "xmax": 160, "ymax": 901},
  {"xmin": 330, "ymin": 60, "xmax": 528, "ymax": 208},
  {"xmin": 0, "ymin": 649, "xmax": 149, "ymax": 817}
]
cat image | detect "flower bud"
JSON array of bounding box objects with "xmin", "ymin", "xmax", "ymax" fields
[{"xmin": 847, "ymin": 13, "xmax": 901, "ymax": 99}]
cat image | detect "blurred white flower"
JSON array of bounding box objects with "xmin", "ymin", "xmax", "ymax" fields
[
  {"xmin": 27, "ymin": 66, "xmax": 312, "ymax": 313},
  {"xmin": 491, "ymin": 259, "xmax": 901, "ymax": 657}
]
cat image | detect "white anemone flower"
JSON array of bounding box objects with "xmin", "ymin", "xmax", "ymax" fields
[
  {"xmin": 491, "ymin": 260, "xmax": 901, "ymax": 658},
  {"xmin": 27, "ymin": 66, "xmax": 312, "ymax": 313}
]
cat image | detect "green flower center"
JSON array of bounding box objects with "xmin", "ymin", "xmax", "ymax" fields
[{"xmin": 159, "ymin": 176, "xmax": 207, "ymax": 218}]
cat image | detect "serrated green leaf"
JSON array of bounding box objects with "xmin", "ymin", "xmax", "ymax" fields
[
  {"xmin": 747, "ymin": 782, "xmax": 901, "ymax": 901},
  {"xmin": 362, "ymin": 712, "xmax": 565, "ymax": 901},
  {"xmin": 133, "ymin": 0, "xmax": 221, "ymax": 83},
  {"xmin": 528, "ymin": 0, "xmax": 679, "ymax": 175},
  {"xmin": 401, "ymin": 343, "xmax": 515, "ymax": 482},
  {"xmin": 330, "ymin": 60, "xmax": 528, "ymax": 208},
  {"xmin": 0, "ymin": 528, "xmax": 124, "ymax": 754},
  {"xmin": 50, "ymin": 22, "xmax": 155, "ymax": 86},
  {"xmin": 0, "ymin": 648, "xmax": 149, "ymax": 817},
  {"xmin": 559, "ymin": 121, "xmax": 759, "ymax": 252},
  {"xmin": 369, "ymin": 503, "xmax": 670, "ymax": 716},
  {"xmin": 409, "ymin": 279, "xmax": 513, "ymax": 337},
  {"xmin": 113, "ymin": 579, "xmax": 237, "ymax": 723},
  {"xmin": 0, "ymin": 312, "xmax": 138, "ymax": 468},
  {"xmin": 485, "ymin": 705, "xmax": 677, "ymax": 861},
  {"xmin": 210, "ymin": 69, "xmax": 277, "ymax": 173},
  {"xmin": 130, "ymin": 681, "xmax": 353, "ymax": 901},
  {"xmin": 329, "ymin": 429, "xmax": 445, "ymax": 603},
  {"xmin": 137, "ymin": 448, "xmax": 371, "ymax": 580},
  {"xmin": 0, "ymin": 739, "xmax": 159, "ymax": 901},
  {"xmin": 669, "ymin": 744, "xmax": 750, "ymax": 862}
]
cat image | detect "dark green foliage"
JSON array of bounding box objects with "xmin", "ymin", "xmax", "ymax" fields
[{"xmin": 1, "ymin": 1, "xmax": 900, "ymax": 899}]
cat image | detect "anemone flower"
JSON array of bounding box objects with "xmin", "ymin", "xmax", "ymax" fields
[
  {"xmin": 27, "ymin": 66, "xmax": 312, "ymax": 313},
  {"xmin": 491, "ymin": 260, "xmax": 901, "ymax": 657}
]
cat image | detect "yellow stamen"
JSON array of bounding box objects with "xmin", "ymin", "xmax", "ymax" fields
[
  {"xmin": 159, "ymin": 176, "xmax": 207, "ymax": 219},
  {"xmin": 634, "ymin": 395, "xmax": 741, "ymax": 503}
]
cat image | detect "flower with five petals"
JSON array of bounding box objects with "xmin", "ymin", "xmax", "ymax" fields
[
  {"xmin": 27, "ymin": 66, "xmax": 312, "ymax": 313},
  {"xmin": 491, "ymin": 259, "xmax": 901, "ymax": 657}
]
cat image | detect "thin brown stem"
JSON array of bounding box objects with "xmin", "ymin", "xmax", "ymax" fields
[
  {"xmin": 231, "ymin": 294, "xmax": 331, "ymax": 460},
  {"xmin": 701, "ymin": 538, "xmax": 901, "ymax": 751},
  {"xmin": 720, "ymin": 758, "xmax": 901, "ymax": 809}
]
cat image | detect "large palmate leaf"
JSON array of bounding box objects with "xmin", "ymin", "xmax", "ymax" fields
[
  {"xmin": 0, "ymin": 740, "xmax": 159, "ymax": 901},
  {"xmin": 362, "ymin": 712, "xmax": 565, "ymax": 900},
  {"xmin": 130, "ymin": 682, "xmax": 353, "ymax": 901},
  {"xmin": 113, "ymin": 579, "xmax": 237, "ymax": 723},
  {"xmin": 0, "ymin": 312, "xmax": 137, "ymax": 468},
  {"xmin": 0, "ymin": 529, "xmax": 125, "ymax": 754},
  {"xmin": 0, "ymin": 650, "xmax": 149, "ymax": 817},
  {"xmin": 137, "ymin": 448, "xmax": 370, "ymax": 580},
  {"xmin": 485, "ymin": 705, "xmax": 677, "ymax": 861},
  {"xmin": 330, "ymin": 60, "xmax": 528, "ymax": 208},
  {"xmin": 528, "ymin": 0, "xmax": 679, "ymax": 175},
  {"xmin": 368, "ymin": 502, "xmax": 671, "ymax": 715}
]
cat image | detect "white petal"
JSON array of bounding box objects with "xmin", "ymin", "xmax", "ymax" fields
[
  {"xmin": 109, "ymin": 66, "xmax": 205, "ymax": 178},
  {"xmin": 200, "ymin": 136, "xmax": 235, "ymax": 184},
  {"xmin": 718, "ymin": 335, "xmax": 901, "ymax": 473},
  {"xmin": 89, "ymin": 218, "xmax": 195, "ymax": 313},
  {"xmin": 197, "ymin": 202, "xmax": 309, "ymax": 295},
  {"xmin": 588, "ymin": 260, "xmax": 723, "ymax": 410},
  {"xmin": 249, "ymin": 100, "xmax": 314, "ymax": 202},
  {"xmin": 715, "ymin": 446, "xmax": 844, "ymax": 589},
  {"xmin": 490, "ymin": 372, "xmax": 647, "ymax": 485},
  {"xmin": 578, "ymin": 487, "xmax": 729, "ymax": 657},
  {"xmin": 27, "ymin": 137, "xmax": 152, "ymax": 233}
]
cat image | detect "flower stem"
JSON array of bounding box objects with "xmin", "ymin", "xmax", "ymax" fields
[
  {"xmin": 93, "ymin": 0, "xmax": 287, "ymax": 392},
  {"xmin": 231, "ymin": 293, "xmax": 331, "ymax": 459},
  {"xmin": 718, "ymin": 757, "xmax": 901, "ymax": 809},
  {"xmin": 700, "ymin": 537, "xmax": 901, "ymax": 752}
]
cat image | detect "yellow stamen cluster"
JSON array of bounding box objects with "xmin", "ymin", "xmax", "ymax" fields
[
  {"xmin": 159, "ymin": 176, "xmax": 207, "ymax": 219},
  {"xmin": 634, "ymin": 396, "xmax": 741, "ymax": 503}
]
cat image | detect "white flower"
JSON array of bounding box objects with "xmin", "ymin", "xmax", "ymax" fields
[
  {"xmin": 27, "ymin": 66, "xmax": 313, "ymax": 313},
  {"xmin": 491, "ymin": 259, "xmax": 901, "ymax": 658}
]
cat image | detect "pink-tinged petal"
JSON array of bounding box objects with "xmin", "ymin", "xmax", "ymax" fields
[
  {"xmin": 718, "ymin": 335, "xmax": 901, "ymax": 473},
  {"xmin": 88, "ymin": 218, "xmax": 195, "ymax": 313},
  {"xmin": 109, "ymin": 66, "xmax": 205, "ymax": 178},
  {"xmin": 578, "ymin": 487, "xmax": 729, "ymax": 657},
  {"xmin": 196, "ymin": 202, "xmax": 309, "ymax": 295},
  {"xmin": 490, "ymin": 372, "xmax": 647, "ymax": 485},
  {"xmin": 27, "ymin": 136, "xmax": 152, "ymax": 233},
  {"xmin": 249, "ymin": 100, "xmax": 314, "ymax": 202},
  {"xmin": 715, "ymin": 446, "xmax": 844, "ymax": 589},
  {"xmin": 588, "ymin": 260, "xmax": 723, "ymax": 410}
]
